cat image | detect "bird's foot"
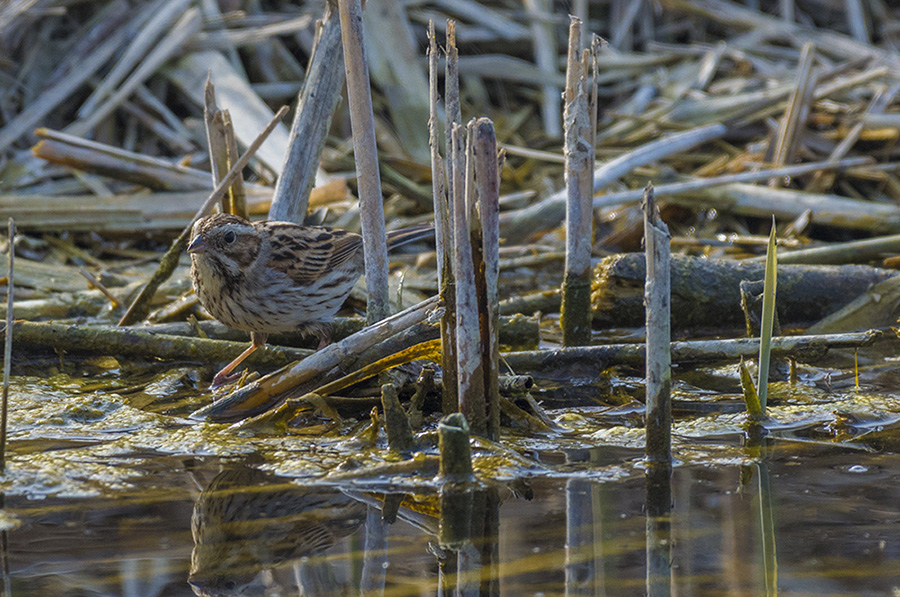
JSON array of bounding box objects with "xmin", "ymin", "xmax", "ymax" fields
[
  {"xmin": 209, "ymin": 370, "xmax": 242, "ymax": 391},
  {"xmin": 309, "ymin": 322, "xmax": 334, "ymax": 350}
]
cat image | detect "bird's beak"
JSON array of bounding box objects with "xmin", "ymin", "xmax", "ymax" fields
[{"xmin": 187, "ymin": 236, "xmax": 207, "ymax": 254}]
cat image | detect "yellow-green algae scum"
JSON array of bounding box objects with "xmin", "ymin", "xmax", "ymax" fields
[{"xmin": 3, "ymin": 362, "xmax": 900, "ymax": 505}]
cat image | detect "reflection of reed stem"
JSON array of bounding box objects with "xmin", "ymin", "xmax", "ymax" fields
[
  {"xmin": 757, "ymin": 462, "xmax": 778, "ymax": 595},
  {"xmin": 565, "ymin": 477, "xmax": 597, "ymax": 593},
  {"xmin": 645, "ymin": 462, "xmax": 673, "ymax": 596}
]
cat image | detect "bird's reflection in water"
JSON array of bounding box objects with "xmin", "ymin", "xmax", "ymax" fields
[{"xmin": 188, "ymin": 465, "xmax": 366, "ymax": 596}]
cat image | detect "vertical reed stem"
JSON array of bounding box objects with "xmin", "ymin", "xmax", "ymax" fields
[
  {"xmin": 338, "ymin": 0, "xmax": 389, "ymax": 323},
  {"xmin": 454, "ymin": 122, "xmax": 486, "ymax": 437},
  {"xmin": 204, "ymin": 78, "xmax": 248, "ymax": 219},
  {"xmin": 472, "ymin": 118, "xmax": 501, "ymax": 441},
  {"xmin": 429, "ymin": 20, "xmax": 458, "ymax": 416},
  {"xmin": 643, "ymin": 183, "xmax": 672, "ymax": 467},
  {"xmin": 561, "ymin": 17, "xmax": 594, "ymax": 346},
  {"xmin": 643, "ymin": 183, "xmax": 672, "ymax": 595}
]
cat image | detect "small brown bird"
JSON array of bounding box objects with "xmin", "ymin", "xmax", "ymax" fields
[{"xmin": 188, "ymin": 213, "xmax": 430, "ymax": 388}]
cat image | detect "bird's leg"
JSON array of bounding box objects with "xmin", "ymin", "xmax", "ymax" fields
[
  {"xmin": 312, "ymin": 322, "xmax": 333, "ymax": 350},
  {"xmin": 210, "ymin": 331, "xmax": 268, "ymax": 389}
]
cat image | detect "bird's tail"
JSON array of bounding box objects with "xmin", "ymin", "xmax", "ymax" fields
[{"xmin": 385, "ymin": 223, "xmax": 434, "ymax": 251}]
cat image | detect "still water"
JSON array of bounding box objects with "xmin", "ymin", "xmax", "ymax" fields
[
  {"xmin": 5, "ymin": 447, "xmax": 899, "ymax": 596},
  {"xmin": 3, "ymin": 365, "xmax": 900, "ymax": 596}
]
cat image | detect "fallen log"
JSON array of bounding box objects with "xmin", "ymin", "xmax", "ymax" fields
[{"xmin": 592, "ymin": 253, "xmax": 896, "ymax": 330}]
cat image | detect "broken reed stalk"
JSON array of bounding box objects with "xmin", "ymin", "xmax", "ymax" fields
[
  {"xmin": 381, "ymin": 383, "xmax": 413, "ymax": 453},
  {"xmin": 429, "ymin": 20, "xmax": 458, "ymax": 416},
  {"xmin": 269, "ymin": 3, "xmax": 344, "ymax": 224},
  {"xmin": 12, "ymin": 314, "xmax": 535, "ymax": 368},
  {"xmin": 502, "ymin": 329, "xmax": 893, "ymax": 375},
  {"xmin": 407, "ymin": 366, "xmax": 434, "ymax": 428},
  {"xmin": 589, "ymin": 36, "xmax": 601, "ymax": 143},
  {"xmin": 0, "ymin": 219, "xmax": 13, "ymax": 474},
  {"xmin": 439, "ymin": 412, "xmax": 474, "ymax": 481},
  {"xmin": 561, "ymin": 17, "xmax": 594, "ymax": 347},
  {"xmin": 192, "ymin": 295, "xmax": 441, "ymax": 422},
  {"xmin": 642, "ymin": 184, "xmax": 672, "ymax": 468},
  {"xmin": 338, "ymin": 0, "xmax": 389, "ymax": 324},
  {"xmin": 455, "ymin": 122, "xmax": 487, "ymax": 437},
  {"xmin": 118, "ymin": 105, "xmax": 289, "ymax": 326},
  {"xmin": 472, "ymin": 118, "xmax": 501, "ymax": 441},
  {"xmin": 204, "ymin": 76, "xmax": 247, "ymax": 219}
]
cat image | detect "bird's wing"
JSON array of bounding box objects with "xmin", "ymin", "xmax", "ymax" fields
[{"xmin": 263, "ymin": 224, "xmax": 363, "ymax": 286}]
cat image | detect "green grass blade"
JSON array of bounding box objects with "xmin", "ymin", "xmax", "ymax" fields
[
  {"xmin": 739, "ymin": 358, "xmax": 764, "ymax": 419},
  {"xmin": 757, "ymin": 217, "xmax": 777, "ymax": 411}
]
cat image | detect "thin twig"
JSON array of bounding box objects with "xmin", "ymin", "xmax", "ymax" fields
[{"xmin": 0, "ymin": 219, "xmax": 14, "ymax": 475}]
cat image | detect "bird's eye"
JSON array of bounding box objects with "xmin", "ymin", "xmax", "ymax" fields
[{"xmin": 224, "ymin": 230, "xmax": 236, "ymax": 244}]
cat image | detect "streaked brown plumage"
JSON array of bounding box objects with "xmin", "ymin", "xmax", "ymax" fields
[{"xmin": 188, "ymin": 213, "xmax": 429, "ymax": 388}]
